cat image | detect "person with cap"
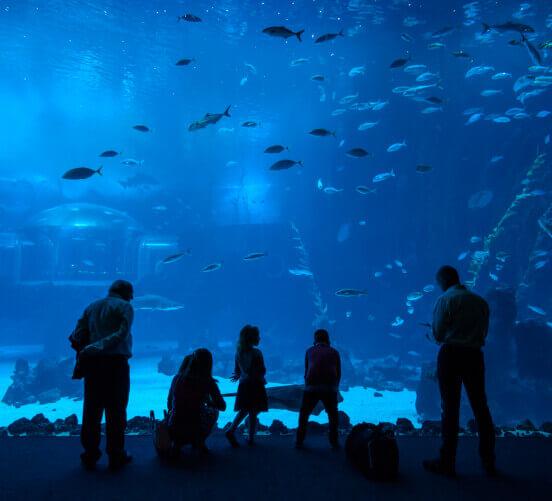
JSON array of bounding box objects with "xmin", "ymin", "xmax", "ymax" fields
[{"xmin": 70, "ymin": 280, "xmax": 134, "ymax": 471}]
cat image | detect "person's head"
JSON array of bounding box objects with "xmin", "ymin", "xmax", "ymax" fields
[
  {"xmin": 238, "ymin": 324, "xmax": 260, "ymax": 352},
  {"xmin": 436, "ymin": 265, "xmax": 460, "ymax": 291},
  {"xmin": 178, "ymin": 348, "xmax": 213, "ymax": 380},
  {"xmin": 108, "ymin": 280, "xmax": 134, "ymax": 301},
  {"xmin": 314, "ymin": 329, "xmax": 330, "ymax": 345}
]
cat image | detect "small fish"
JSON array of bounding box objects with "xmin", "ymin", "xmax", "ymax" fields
[
  {"xmin": 358, "ymin": 121, "xmax": 379, "ymax": 131},
  {"xmin": 356, "ymin": 185, "xmax": 375, "ymax": 195},
  {"xmin": 421, "ymin": 106, "xmax": 442, "ymax": 114},
  {"xmin": 317, "ymin": 178, "xmax": 323, "ymax": 190},
  {"xmin": 264, "ymin": 145, "xmax": 288, "ymax": 154},
  {"xmin": 335, "ymin": 288, "xmax": 368, "ymax": 297},
  {"xmin": 242, "ymin": 121, "xmax": 258, "ymax": 127},
  {"xmin": 457, "ymin": 251, "xmax": 470, "ymax": 261},
  {"xmin": 347, "ymin": 148, "xmax": 370, "ymax": 158},
  {"xmin": 331, "ymin": 108, "xmax": 347, "ymax": 116},
  {"xmin": 315, "ymin": 30, "xmax": 344, "ymax": 43},
  {"xmin": 289, "ymin": 268, "xmax": 313, "ymax": 277},
  {"xmin": 427, "ymin": 42, "xmax": 446, "ymax": 50},
  {"xmin": 491, "ymin": 72, "xmax": 512, "ymax": 80},
  {"xmin": 452, "ymin": 50, "xmax": 471, "ymax": 58},
  {"xmin": 290, "ymin": 58, "xmax": 309, "ymax": 67},
  {"xmin": 121, "ymin": 158, "xmax": 143, "ymax": 166},
  {"xmin": 176, "ymin": 58, "xmax": 194, "ymax": 66},
  {"xmin": 100, "ymin": 150, "xmax": 120, "ymax": 158},
  {"xmin": 416, "ymin": 164, "xmax": 433, "ymax": 173},
  {"xmin": 481, "ymin": 89, "xmax": 503, "ymax": 97},
  {"xmin": 162, "ymin": 251, "xmax": 191, "ymax": 264},
  {"xmin": 240, "ymin": 76, "xmax": 248, "ymax": 86},
  {"xmin": 263, "ymin": 26, "xmax": 304, "ymax": 41},
  {"xmin": 387, "ymin": 141, "xmax": 407, "ymax": 153},
  {"xmin": 470, "ymin": 236, "xmax": 482, "ymax": 243},
  {"xmin": 373, "ymin": 170, "xmax": 395, "ymax": 183},
  {"xmin": 243, "ymin": 252, "xmax": 268, "ymax": 261},
  {"xmin": 416, "ymin": 72, "xmax": 439, "ymax": 82},
  {"xmin": 394, "ymin": 260, "xmax": 403, "ymax": 268},
  {"xmin": 178, "ymin": 13, "xmax": 202, "ymax": 22},
  {"xmin": 202, "ymin": 262, "xmax": 222, "ymax": 272},
  {"xmin": 62, "ymin": 166, "xmax": 103, "ymax": 180},
  {"xmin": 401, "ymin": 33, "xmax": 414, "ymax": 43},
  {"xmin": 270, "ymin": 159, "xmax": 303, "ymax": 171},
  {"xmin": 374, "ymin": 271, "xmax": 383, "ymax": 278},
  {"xmin": 133, "ymin": 124, "xmax": 150, "ymax": 132},
  {"xmin": 535, "ymin": 260, "xmax": 548, "ymax": 270},
  {"xmin": 465, "ymin": 65, "xmax": 494, "ymax": 78},
  {"xmin": 404, "ymin": 64, "xmax": 427, "ymax": 74},
  {"xmin": 493, "ymin": 116, "xmax": 511, "ymax": 123},
  {"xmin": 536, "ymin": 110, "xmax": 551, "ymax": 118},
  {"xmin": 407, "ymin": 291, "xmax": 423, "ymax": 301},
  {"xmin": 323, "ymin": 186, "xmax": 343, "ymax": 194},
  {"xmin": 425, "ymin": 96, "xmax": 443, "ymax": 105},
  {"xmin": 490, "ymin": 155, "xmax": 504, "ymax": 163},
  {"xmin": 465, "ymin": 113, "xmax": 483, "ymax": 125},
  {"xmin": 391, "ymin": 316, "xmax": 404, "ymax": 327},
  {"xmin": 309, "ymin": 128, "xmax": 335, "ymax": 137},
  {"xmin": 432, "ymin": 26, "xmax": 454, "ymax": 38},
  {"xmin": 311, "ymin": 74, "xmax": 325, "ymax": 82},
  {"xmin": 339, "ymin": 93, "xmax": 359, "ymax": 104},
  {"xmin": 348, "ymin": 66, "xmax": 366, "ymax": 77},
  {"xmin": 422, "ymin": 284, "xmax": 435, "ymax": 293},
  {"xmin": 528, "ymin": 305, "xmax": 546, "ymax": 315},
  {"xmin": 390, "ymin": 56, "xmax": 410, "ymax": 68}
]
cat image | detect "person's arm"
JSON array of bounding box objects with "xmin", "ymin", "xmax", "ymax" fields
[
  {"xmin": 482, "ymin": 300, "xmax": 490, "ymax": 340},
  {"xmin": 209, "ymin": 381, "xmax": 227, "ymax": 411},
  {"xmin": 69, "ymin": 308, "xmax": 89, "ymax": 351},
  {"xmin": 335, "ymin": 351, "xmax": 341, "ymax": 385},
  {"xmin": 82, "ymin": 303, "xmax": 133, "ymax": 355},
  {"xmin": 257, "ymin": 350, "xmax": 266, "ymax": 377},
  {"xmin": 304, "ymin": 350, "xmax": 308, "ymax": 381},
  {"xmin": 230, "ymin": 353, "xmax": 241, "ymax": 382},
  {"xmin": 432, "ymin": 297, "xmax": 449, "ymax": 343}
]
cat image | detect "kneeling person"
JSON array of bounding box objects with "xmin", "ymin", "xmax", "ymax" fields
[{"xmin": 296, "ymin": 329, "xmax": 341, "ymax": 449}]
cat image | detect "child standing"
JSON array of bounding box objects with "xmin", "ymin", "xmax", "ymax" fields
[{"xmin": 225, "ymin": 325, "xmax": 268, "ymax": 447}]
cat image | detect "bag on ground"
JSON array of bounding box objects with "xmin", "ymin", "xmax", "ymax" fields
[
  {"xmin": 150, "ymin": 410, "xmax": 172, "ymax": 456},
  {"xmin": 345, "ymin": 422, "xmax": 399, "ymax": 481}
]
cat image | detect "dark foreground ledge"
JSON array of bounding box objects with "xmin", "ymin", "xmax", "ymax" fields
[{"xmin": 0, "ymin": 434, "xmax": 551, "ymax": 501}]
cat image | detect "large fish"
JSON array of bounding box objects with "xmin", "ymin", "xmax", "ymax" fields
[
  {"xmin": 521, "ymin": 34, "xmax": 542, "ymax": 66},
  {"xmin": 133, "ymin": 294, "xmax": 185, "ymax": 311},
  {"xmin": 62, "ymin": 166, "xmax": 102, "ymax": 180},
  {"xmin": 335, "ymin": 288, "xmax": 368, "ymax": 297},
  {"xmin": 189, "ymin": 106, "xmax": 231, "ymax": 131},
  {"xmin": 262, "ymin": 26, "xmax": 304, "ymax": 41},
  {"xmin": 482, "ymin": 21, "xmax": 534, "ymax": 34}
]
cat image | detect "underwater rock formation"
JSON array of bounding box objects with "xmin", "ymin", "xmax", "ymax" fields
[{"xmin": 2, "ymin": 358, "xmax": 82, "ymax": 407}]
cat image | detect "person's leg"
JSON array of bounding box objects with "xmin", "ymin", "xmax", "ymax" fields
[
  {"xmin": 80, "ymin": 363, "xmax": 103, "ymax": 468},
  {"xmin": 296, "ymin": 391, "xmax": 319, "ymax": 447},
  {"xmin": 225, "ymin": 410, "xmax": 247, "ymax": 447},
  {"xmin": 247, "ymin": 412, "xmax": 259, "ymax": 445},
  {"xmin": 320, "ymin": 392, "xmax": 339, "ymax": 447},
  {"xmin": 105, "ymin": 358, "xmax": 131, "ymax": 468},
  {"xmin": 462, "ymin": 349, "xmax": 496, "ymax": 473},
  {"xmin": 424, "ymin": 346, "xmax": 461, "ymax": 476}
]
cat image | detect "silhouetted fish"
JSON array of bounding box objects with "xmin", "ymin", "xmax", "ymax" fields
[
  {"xmin": 176, "ymin": 58, "xmax": 194, "ymax": 66},
  {"xmin": 264, "ymin": 145, "xmax": 288, "ymax": 153},
  {"xmin": 62, "ymin": 166, "xmax": 102, "ymax": 180},
  {"xmin": 315, "ymin": 30, "xmax": 344, "ymax": 43},
  {"xmin": 100, "ymin": 150, "xmax": 120, "ymax": 157},
  {"xmin": 270, "ymin": 159, "xmax": 303, "ymax": 170},
  {"xmin": 178, "ymin": 14, "xmax": 201, "ymax": 22},
  {"xmin": 262, "ymin": 26, "xmax": 304, "ymax": 41},
  {"xmin": 133, "ymin": 124, "xmax": 150, "ymax": 132}
]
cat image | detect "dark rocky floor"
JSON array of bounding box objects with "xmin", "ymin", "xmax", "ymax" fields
[{"xmin": 0, "ymin": 434, "xmax": 551, "ymax": 500}]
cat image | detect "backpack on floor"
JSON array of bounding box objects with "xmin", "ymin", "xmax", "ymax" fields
[
  {"xmin": 150, "ymin": 410, "xmax": 172, "ymax": 457},
  {"xmin": 345, "ymin": 422, "xmax": 399, "ymax": 481}
]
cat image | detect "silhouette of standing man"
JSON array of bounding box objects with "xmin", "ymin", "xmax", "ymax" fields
[
  {"xmin": 423, "ymin": 266, "xmax": 495, "ymax": 477},
  {"xmin": 70, "ymin": 280, "xmax": 134, "ymax": 471}
]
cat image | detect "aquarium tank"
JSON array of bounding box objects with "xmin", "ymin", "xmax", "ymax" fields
[{"xmin": 0, "ymin": 0, "xmax": 551, "ymax": 431}]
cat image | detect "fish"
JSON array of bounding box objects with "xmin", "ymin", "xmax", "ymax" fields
[
  {"xmin": 324, "ymin": 186, "xmax": 343, "ymax": 194},
  {"xmin": 463, "ymin": 107, "xmax": 484, "ymax": 115},
  {"xmin": 202, "ymin": 262, "xmax": 222, "ymax": 272},
  {"xmin": 311, "ymin": 74, "xmax": 325, "ymax": 82},
  {"xmin": 242, "ymin": 121, "xmax": 258, "ymax": 127},
  {"xmin": 347, "ymin": 148, "xmax": 370, "ymax": 158},
  {"xmin": 62, "ymin": 166, "xmax": 103, "ymax": 180},
  {"xmin": 178, "ymin": 13, "xmax": 201, "ymax": 22},
  {"xmin": 521, "ymin": 34, "xmax": 542, "ymax": 66},
  {"xmin": 335, "ymin": 289, "xmax": 368, "ymax": 297},
  {"xmin": 427, "ymin": 42, "xmax": 446, "ymax": 50},
  {"xmin": 371, "ymin": 100, "xmax": 389, "ymax": 111},
  {"xmin": 432, "ymin": 26, "xmax": 454, "ymax": 38},
  {"xmin": 161, "ymin": 251, "xmax": 191, "ymax": 264},
  {"xmin": 100, "ymin": 150, "xmax": 120, "ymax": 157},
  {"xmin": 189, "ymin": 105, "xmax": 231, "ymax": 131},
  {"xmin": 490, "ymin": 155, "xmax": 504, "ymax": 163},
  {"xmin": 348, "ymin": 66, "xmax": 366, "ymax": 77},
  {"xmin": 243, "ymin": 252, "xmax": 268, "ymax": 261},
  {"xmin": 390, "ymin": 56, "xmax": 410, "ymax": 68},
  {"xmin": 358, "ymin": 121, "xmax": 379, "ymax": 131},
  {"xmin": 387, "ymin": 141, "xmax": 407, "ymax": 153},
  {"xmin": 422, "ymin": 284, "xmax": 435, "ymax": 293},
  {"xmin": 264, "ymin": 145, "xmax": 288, "ymax": 154},
  {"xmin": 133, "ymin": 294, "xmax": 185, "ymax": 311},
  {"xmin": 121, "ymin": 159, "xmax": 143, "ymax": 166},
  {"xmin": 482, "ymin": 21, "xmax": 535, "ymax": 34},
  {"xmin": 465, "ymin": 113, "xmax": 483, "ymax": 125},
  {"xmin": 290, "ymin": 58, "xmax": 309, "ymax": 67},
  {"xmin": 317, "ymin": 179, "xmax": 323, "ymax": 190},
  {"xmin": 416, "ymin": 164, "xmax": 433, "ymax": 173},
  {"xmin": 407, "ymin": 291, "xmax": 423, "ymax": 301},
  {"xmin": 528, "ymin": 305, "xmax": 546, "ymax": 315},
  {"xmin": 457, "ymin": 251, "xmax": 470, "ymax": 261},
  {"xmin": 540, "ymin": 41, "xmax": 552, "ymax": 49},
  {"xmin": 262, "ymin": 26, "xmax": 304, "ymax": 41},
  {"xmin": 309, "ymin": 128, "xmax": 335, "ymax": 137},
  {"xmin": 401, "ymin": 33, "xmax": 414, "ymax": 43},
  {"xmin": 331, "ymin": 109, "xmax": 347, "ymax": 116},
  {"xmin": 421, "ymin": 106, "xmax": 442, "ymax": 114},
  {"xmin": 270, "ymin": 159, "xmax": 303, "ymax": 171},
  {"xmin": 288, "ymin": 268, "xmax": 313, "ymax": 277},
  {"xmin": 465, "ymin": 65, "xmax": 494, "ymax": 78},
  {"xmin": 391, "ymin": 316, "xmax": 404, "ymax": 327},
  {"xmin": 240, "ymin": 76, "xmax": 248, "ymax": 86},
  {"xmin": 374, "ymin": 271, "xmax": 383, "ymax": 278},
  {"xmin": 315, "ymin": 30, "xmax": 344, "ymax": 43},
  {"xmin": 133, "ymin": 124, "xmax": 150, "ymax": 132},
  {"xmin": 536, "ymin": 111, "xmax": 551, "ymax": 118},
  {"xmin": 470, "ymin": 236, "xmax": 482, "ymax": 243},
  {"xmin": 356, "ymin": 185, "xmax": 375, "ymax": 195},
  {"xmin": 451, "ymin": 50, "xmax": 471, "ymax": 58},
  {"xmin": 373, "ymin": 170, "xmax": 395, "ymax": 183},
  {"xmin": 492, "ymin": 72, "xmax": 512, "ymax": 80},
  {"xmin": 416, "ymin": 72, "xmax": 439, "ymax": 82},
  {"xmin": 176, "ymin": 58, "xmax": 194, "ymax": 66},
  {"xmin": 404, "ymin": 64, "xmax": 427, "ymax": 74},
  {"xmin": 481, "ymin": 89, "xmax": 503, "ymax": 97},
  {"xmin": 493, "ymin": 116, "xmax": 511, "ymax": 123}
]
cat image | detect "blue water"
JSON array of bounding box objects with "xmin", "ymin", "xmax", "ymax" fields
[{"xmin": 0, "ymin": 0, "xmax": 551, "ymax": 426}]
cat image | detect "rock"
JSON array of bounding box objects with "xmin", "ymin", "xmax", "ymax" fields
[
  {"xmin": 516, "ymin": 419, "xmax": 536, "ymax": 432},
  {"xmin": 395, "ymin": 418, "xmax": 414, "ymax": 434},
  {"xmin": 338, "ymin": 411, "xmax": 351, "ymax": 430},
  {"xmin": 127, "ymin": 416, "xmax": 151, "ymax": 434},
  {"xmin": 379, "ymin": 422, "xmax": 396, "ymax": 433},
  {"xmin": 8, "ymin": 417, "xmax": 37, "ymax": 436},
  {"xmin": 268, "ymin": 419, "xmax": 289, "ymax": 435},
  {"xmin": 373, "ymin": 392, "xmax": 383, "ymax": 398},
  {"xmin": 421, "ymin": 420, "xmax": 441, "ymax": 435},
  {"xmin": 540, "ymin": 422, "xmax": 552, "ymax": 433},
  {"xmin": 31, "ymin": 413, "xmax": 50, "ymax": 426},
  {"xmin": 64, "ymin": 414, "xmax": 78, "ymax": 426},
  {"xmin": 36, "ymin": 389, "xmax": 62, "ymax": 404},
  {"xmin": 306, "ymin": 421, "xmax": 328, "ymax": 435}
]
